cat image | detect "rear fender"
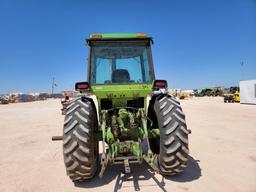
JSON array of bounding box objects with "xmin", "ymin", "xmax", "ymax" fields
[
  {"xmin": 82, "ymin": 94, "xmax": 100, "ymax": 126},
  {"xmin": 146, "ymin": 92, "xmax": 167, "ymax": 116}
]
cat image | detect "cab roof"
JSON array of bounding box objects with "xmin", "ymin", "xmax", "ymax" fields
[{"xmin": 86, "ymin": 33, "xmax": 153, "ymax": 44}]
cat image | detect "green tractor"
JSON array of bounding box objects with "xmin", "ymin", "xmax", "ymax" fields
[{"xmin": 61, "ymin": 33, "xmax": 190, "ymax": 181}]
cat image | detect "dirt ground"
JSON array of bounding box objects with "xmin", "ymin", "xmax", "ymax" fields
[{"xmin": 0, "ymin": 97, "xmax": 255, "ymax": 192}]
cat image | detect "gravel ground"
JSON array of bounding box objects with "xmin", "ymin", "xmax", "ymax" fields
[{"xmin": 0, "ymin": 97, "xmax": 255, "ymax": 192}]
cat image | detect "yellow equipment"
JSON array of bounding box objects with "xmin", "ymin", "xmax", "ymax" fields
[
  {"xmin": 224, "ymin": 87, "xmax": 240, "ymax": 103},
  {"xmin": 178, "ymin": 92, "xmax": 190, "ymax": 99},
  {"xmin": 233, "ymin": 91, "xmax": 240, "ymax": 102}
]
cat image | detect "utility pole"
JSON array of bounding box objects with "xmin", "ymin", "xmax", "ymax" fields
[
  {"xmin": 51, "ymin": 77, "xmax": 55, "ymax": 95},
  {"xmin": 240, "ymin": 61, "xmax": 244, "ymax": 81}
]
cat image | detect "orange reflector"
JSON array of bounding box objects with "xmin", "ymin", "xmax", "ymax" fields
[
  {"xmin": 91, "ymin": 34, "xmax": 102, "ymax": 38},
  {"xmin": 136, "ymin": 33, "xmax": 147, "ymax": 37}
]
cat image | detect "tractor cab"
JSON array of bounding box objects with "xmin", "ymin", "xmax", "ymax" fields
[
  {"xmin": 86, "ymin": 34, "xmax": 155, "ymax": 85},
  {"xmin": 77, "ymin": 34, "xmax": 159, "ymax": 109}
]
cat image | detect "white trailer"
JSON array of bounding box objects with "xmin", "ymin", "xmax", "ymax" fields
[{"xmin": 239, "ymin": 80, "xmax": 256, "ymax": 104}]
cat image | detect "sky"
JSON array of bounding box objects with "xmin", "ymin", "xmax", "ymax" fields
[{"xmin": 0, "ymin": 0, "xmax": 256, "ymax": 93}]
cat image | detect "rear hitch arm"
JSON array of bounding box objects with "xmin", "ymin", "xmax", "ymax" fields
[
  {"xmin": 51, "ymin": 135, "xmax": 63, "ymax": 141},
  {"xmin": 99, "ymin": 110, "xmax": 109, "ymax": 178}
]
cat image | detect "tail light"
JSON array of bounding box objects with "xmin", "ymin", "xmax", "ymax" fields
[
  {"xmin": 75, "ymin": 82, "xmax": 90, "ymax": 91},
  {"xmin": 153, "ymin": 80, "xmax": 168, "ymax": 90}
]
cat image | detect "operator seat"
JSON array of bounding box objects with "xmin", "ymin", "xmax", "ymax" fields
[{"xmin": 112, "ymin": 69, "xmax": 130, "ymax": 83}]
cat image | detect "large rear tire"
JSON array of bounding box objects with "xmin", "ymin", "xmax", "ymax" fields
[
  {"xmin": 63, "ymin": 97, "xmax": 98, "ymax": 181},
  {"xmin": 154, "ymin": 95, "xmax": 189, "ymax": 175}
]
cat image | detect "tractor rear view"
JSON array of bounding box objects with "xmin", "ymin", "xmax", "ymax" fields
[{"xmin": 59, "ymin": 34, "xmax": 190, "ymax": 181}]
